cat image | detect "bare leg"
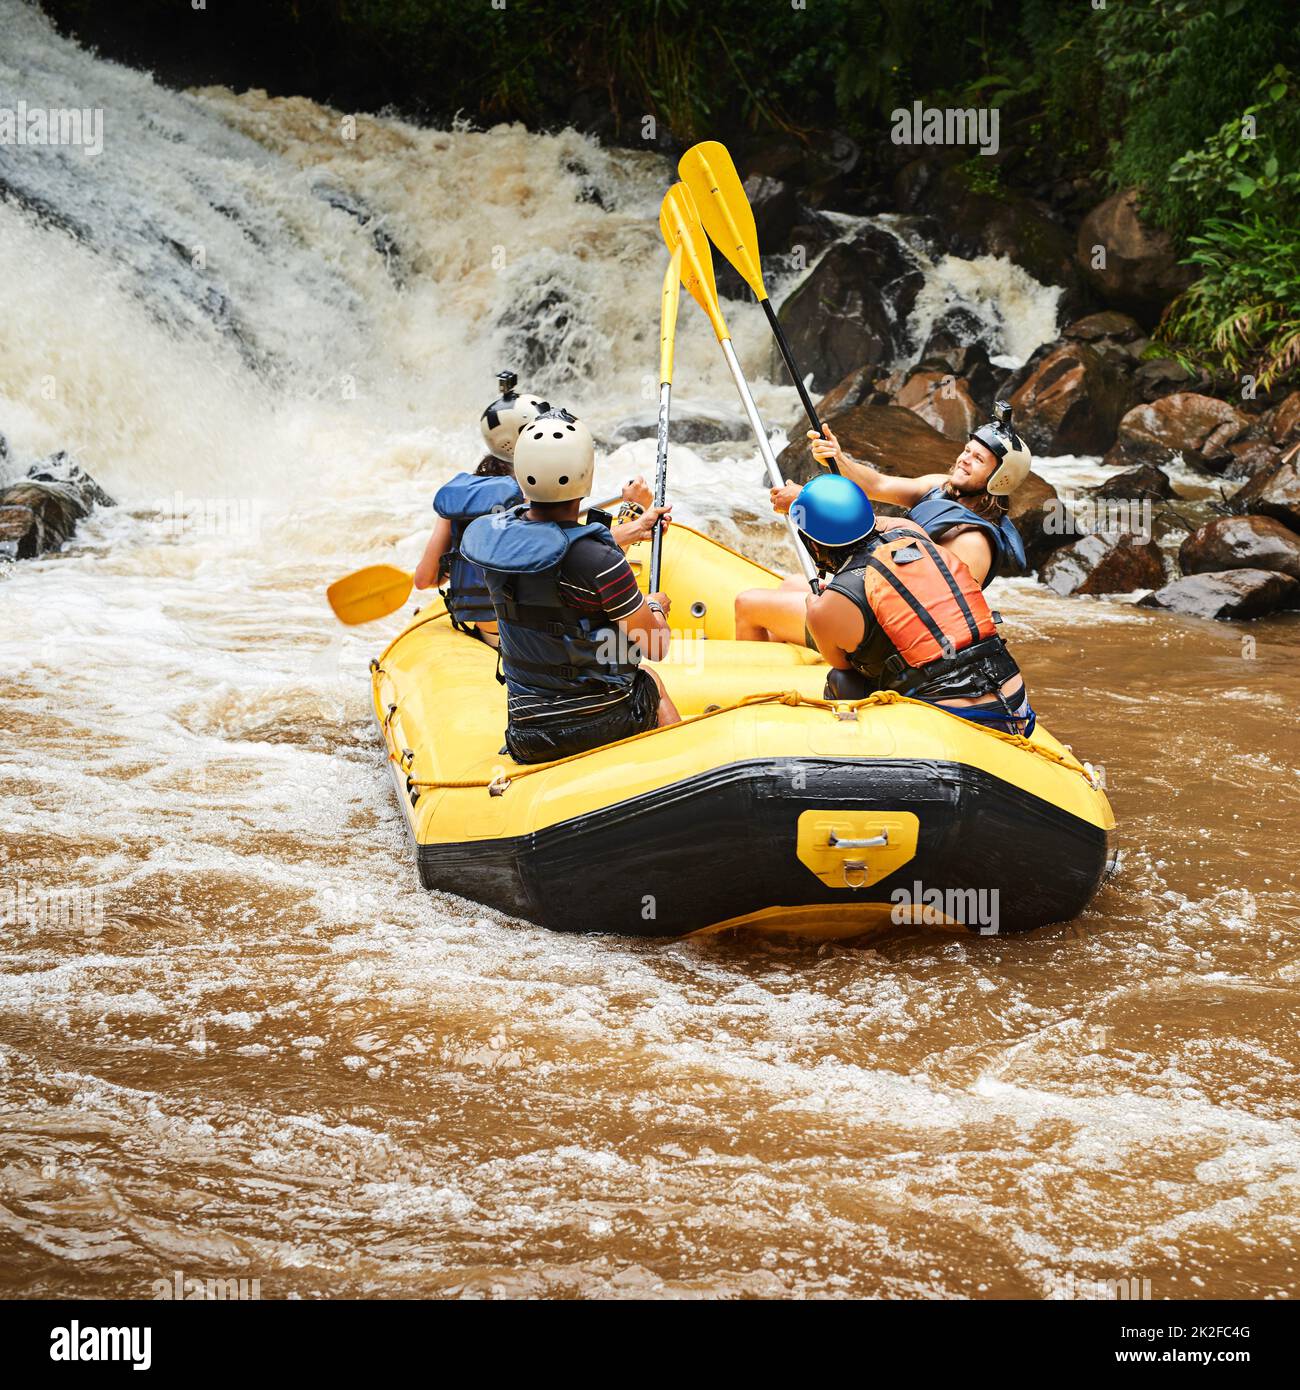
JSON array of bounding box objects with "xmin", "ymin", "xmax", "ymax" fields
[
  {"xmin": 734, "ymin": 586, "xmax": 812, "ymax": 646},
  {"xmin": 644, "ymin": 665, "xmax": 681, "ymax": 726}
]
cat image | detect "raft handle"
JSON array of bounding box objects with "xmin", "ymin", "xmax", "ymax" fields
[{"xmin": 828, "ymin": 831, "xmax": 889, "ymax": 849}]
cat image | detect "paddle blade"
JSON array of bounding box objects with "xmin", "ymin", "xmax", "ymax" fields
[
  {"xmin": 679, "ymin": 140, "xmax": 766, "ymax": 302},
  {"xmin": 327, "ymin": 564, "xmax": 414, "ymax": 625},
  {"xmin": 659, "ymin": 183, "xmax": 729, "ymax": 342},
  {"xmin": 659, "ymin": 245, "xmax": 682, "ymax": 386}
]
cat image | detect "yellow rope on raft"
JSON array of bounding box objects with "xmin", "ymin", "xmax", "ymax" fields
[{"xmin": 381, "ymin": 684, "xmax": 1093, "ymax": 792}]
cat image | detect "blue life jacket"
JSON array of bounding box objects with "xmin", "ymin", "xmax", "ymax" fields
[
  {"xmin": 909, "ymin": 486, "xmax": 1026, "ymax": 583},
  {"xmin": 432, "ymin": 471, "xmax": 524, "ymax": 627},
  {"xmin": 461, "ymin": 507, "xmax": 641, "ymax": 724}
]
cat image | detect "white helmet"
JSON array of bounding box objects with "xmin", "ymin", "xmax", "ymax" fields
[
  {"xmin": 514, "ymin": 408, "xmax": 595, "ymax": 503},
  {"xmin": 971, "ymin": 400, "xmax": 1032, "ymax": 495},
  {"xmin": 480, "ymin": 369, "xmax": 550, "ymax": 462}
]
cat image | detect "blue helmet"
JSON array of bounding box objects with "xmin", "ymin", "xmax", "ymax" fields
[{"xmin": 792, "ymin": 474, "xmax": 875, "ymax": 571}]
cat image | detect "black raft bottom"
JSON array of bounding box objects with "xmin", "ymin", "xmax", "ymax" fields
[{"xmin": 417, "ymin": 758, "xmax": 1109, "ymax": 939}]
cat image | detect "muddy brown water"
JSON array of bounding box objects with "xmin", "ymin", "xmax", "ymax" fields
[{"xmin": 3, "ymin": 555, "xmax": 1297, "ymax": 1300}]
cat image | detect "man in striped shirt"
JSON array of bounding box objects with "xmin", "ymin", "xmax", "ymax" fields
[{"xmin": 462, "ymin": 409, "xmax": 682, "ymax": 764}]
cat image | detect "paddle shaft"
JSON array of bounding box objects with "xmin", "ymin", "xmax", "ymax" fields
[
  {"xmin": 649, "ymin": 381, "xmax": 670, "ymax": 593},
  {"xmin": 760, "ymin": 299, "xmax": 840, "ymax": 476},
  {"xmin": 719, "ymin": 338, "xmax": 818, "ymax": 586}
]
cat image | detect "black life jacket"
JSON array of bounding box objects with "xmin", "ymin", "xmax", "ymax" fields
[
  {"xmin": 827, "ymin": 519, "xmax": 1022, "ymax": 703},
  {"xmin": 909, "ymin": 486, "xmax": 1026, "ymax": 583},
  {"xmin": 432, "ymin": 472, "xmax": 523, "ymax": 627},
  {"xmin": 460, "ymin": 507, "xmax": 641, "ymax": 725}
]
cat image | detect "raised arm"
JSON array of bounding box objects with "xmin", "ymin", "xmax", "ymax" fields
[{"xmin": 809, "ymin": 426, "xmax": 944, "ymax": 510}]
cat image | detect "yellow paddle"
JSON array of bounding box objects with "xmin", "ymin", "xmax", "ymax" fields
[
  {"xmin": 678, "ymin": 140, "xmax": 837, "ymax": 472},
  {"xmin": 659, "ymin": 184, "xmax": 816, "ymax": 586},
  {"xmin": 326, "ymin": 564, "xmax": 413, "ymax": 625}
]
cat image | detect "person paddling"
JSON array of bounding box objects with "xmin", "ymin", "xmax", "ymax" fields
[
  {"xmin": 735, "ymin": 402, "xmax": 1032, "ymax": 644},
  {"xmin": 461, "ymin": 408, "xmax": 680, "ymax": 764},
  {"xmin": 414, "ymin": 370, "xmax": 655, "ymax": 645},
  {"xmin": 791, "ymin": 472, "xmax": 1036, "ymax": 737}
]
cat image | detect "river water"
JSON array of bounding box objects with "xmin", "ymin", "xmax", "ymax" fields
[{"xmin": 2, "ymin": 3, "xmax": 1298, "ymax": 1299}]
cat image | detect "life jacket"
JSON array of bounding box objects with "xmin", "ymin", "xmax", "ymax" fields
[
  {"xmin": 432, "ymin": 472, "xmax": 523, "ymax": 628},
  {"xmin": 827, "ymin": 517, "xmax": 1022, "ymax": 702},
  {"xmin": 909, "ymin": 486, "xmax": 1026, "ymax": 584},
  {"xmin": 460, "ymin": 507, "xmax": 641, "ymax": 725}
]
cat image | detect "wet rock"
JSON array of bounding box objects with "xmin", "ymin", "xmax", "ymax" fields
[
  {"xmin": 786, "ymin": 364, "xmax": 879, "ymax": 437},
  {"xmin": 894, "ymin": 158, "xmax": 1083, "ymax": 298},
  {"xmin": 742, "ymin": 174, "xmax": 798, "ymax": 249},
  {"xmin": 0, "ymin": 454, "xmax": 114, "ymax": 559},
  {"xmin": 776, "ymin": 223, "xmax": 924, "ymax": 392},
  {"xmin": 1041, "ymin": 530, "xmax": 1165, "ymax": 596},
  {"xmin": 1013, "ymin": 472, "xmax": 1067, "ymax": 574},
  {"xmin": 1138, "ymin": 568, "xmax": 1300, "ymax": 620},
  {"xmin": 776, "ymin": 404, "xmax": 953, "ymax": 486},
  {"xmin": 1180, "ymin": 516, "xmax": 1300, "ymax": 580},
  {"xmin": 1224, "ymin": 438, "xmax": 1282, "ymax": 480},
  {"xmin": 1131, "ymin": 358, "xmax": 1199, "ymax": 403},
  {"xmin": 894, "ymin": 370, "xmax": 980, "ymax": 442},
  {"xmin": 917, "ymin": 335, "xmax": 999, "ymax": 415},
  {"xmin": 1076, "ymin": 189, "xmax": 1196, "ymax": 322},
  {"xmin": 614, "ymin": 408, "xmax": 748, "ymax": 445},
  {"xmin": 1269, "ymin": 391, "xmax": 1300, "ymax": 449},
  {"xmin": 1009, "ymin": 340, "xmax": 1140, "ymax": 456},
  {"xmin": 1089, "ymin": 463, "xmax": 1175, "ymax": 502},
  {"xmin": 1062, "ymin": 310, "xmax": 1145, "ymax": 344},
  {"xmin": 1105, "ymin": 394, "xmax": 1252, "ymax": 473},
  {"xmin": 1232, "ymin": 454, "xmax": 1300, "ymax": 533}
]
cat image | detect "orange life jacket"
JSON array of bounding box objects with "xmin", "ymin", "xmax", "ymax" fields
[{"xmin": 852, "ymin": 517, "xmax": 996, "ymax": 666}]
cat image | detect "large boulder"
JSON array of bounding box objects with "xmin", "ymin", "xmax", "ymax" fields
[
  {"xmin": 1076, "ymin": 189, "xmax": 1197, "ymax": 322},
  {"xmin": 1133, "ymin": 356, "xmax": 1200, "ymax": 403},
  {"xmin": 1138, "ymin": 568, "xmax": 1300, "ymax": 620},
  {"xmin": 1089, "ymin": 463, "xmax": 1175, "ymax": 502},
  {"xmin": 1231, "ymin": 454, "xmax": 1300, "ymax": 533},
  {"xmin": 1061, "ymin": 310, "xmax": 1145, "ymax": 346},
  {"xmin": 776, "ymin": 223, "xmax": 924, "ymax": 392},
  {"xmin": 1179, "ymin": 516, "xmax": 1300, "ymax": 580},
  {"xmin": 613, "ymin": 406, "xmax": 748, "ymax": 445},
  {"xmin": 742, "ymin": 173, "xmax": 799, "ymax": 250},
  {"xmin": 916, "ymin": 334, "xmax": 1000, "ymax": 415},
  {"xmin": 1105, "ymin": 394, "xmax": 1252, "ymax": 473},
  {"xmin": 0, "ymin": 455, "xmax": 114, "ymax": 559},
  {"xmin": 1009, "ymin": 339, "xmax": 1140, "ymax": 456},
  {"xmin": 894, "ymin": 370, "xmax": 981, "ymax": 442},
  {"xmin": 1041, "ymin": 530, "xmax": 1165, "ymax": 596},
  {"xmin": 1269, "ymin": 392, "xmax": 1300, "ymax": 449}
]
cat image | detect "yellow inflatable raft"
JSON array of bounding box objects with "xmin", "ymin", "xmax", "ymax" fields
[{"xmin": 369, "ymin": 521, "xmax": 1115, "ymax": 939}]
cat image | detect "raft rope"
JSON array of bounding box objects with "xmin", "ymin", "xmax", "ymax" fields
[{"xmin": 373, "ymin": 654, "xmax": 1096, "ymax": 795}]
